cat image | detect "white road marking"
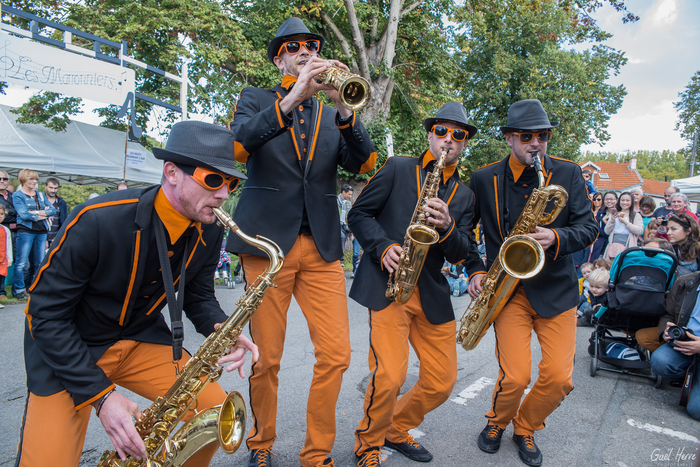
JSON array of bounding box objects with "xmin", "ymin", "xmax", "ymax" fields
[
  {"xmin": 627, "ymin": 418, "xmax": 700, "ymax": 444},
  {"xmin": 451, "ymin": 377, "xmax": 495, "ymax": 405},
  {"xmin": 408, "ymin": 428, "xmax": 425, "ymax": 439}
]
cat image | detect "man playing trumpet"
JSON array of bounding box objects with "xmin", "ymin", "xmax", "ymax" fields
[
  {"xmin": 349, "ymin": 102, "xmax": 482, "ymax": 466},
  {"xmin": 227, "ymin": 16, "xmax": 376, "ymax": 467},
  {"xmin": 466, "ymin": 99, "xmax": 597, "ymax": 466}
]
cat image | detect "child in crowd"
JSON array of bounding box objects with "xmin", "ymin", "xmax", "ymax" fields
[
  {"xmin": 441, "ymin": 260, "xmax": 469, "ymax": 297},
  {"xmin": 215, "ymin": 234, "xmax": 233, "ymax": 287},
  {"xmin": 577, "ymin": 268, "xmax": 609, "ymax": 326},
  {"xmin": 578, "ymin": 262, "xmax": 594, "ymax": 306},
  {"xmin": 0, "ymin": 206, "xmax": 11, "ymax": 308},
  {"xmin": 593, "ymin": 258, "xmax": 612, "ymax": 271}
]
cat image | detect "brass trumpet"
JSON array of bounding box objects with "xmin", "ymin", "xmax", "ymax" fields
[{"xmin": 316, "ymin": 65, "xmax": 372, "ymax": 111}]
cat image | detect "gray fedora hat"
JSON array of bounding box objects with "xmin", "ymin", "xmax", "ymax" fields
[
  {"xmin": 267, "ymin": 17, "xmax": 325, "ymax": 64},
  {"xmin": 152, "ymin": 121, "xmax": 246, "ymax": 181},
  {"xmin": 423, "ymin": 102, "xmax": 478, "ymax": 140},
  {"xmin": 499, "ymin": 99, "xmax": 559, "ymax": 134}
]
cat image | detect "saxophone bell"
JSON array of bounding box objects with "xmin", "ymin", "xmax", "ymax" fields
[{"xmin": 316, "ymin": 65, "xmax": 372, "ymax": 111}]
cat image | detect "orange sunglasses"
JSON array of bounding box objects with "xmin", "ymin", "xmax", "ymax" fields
[
  {"xmin": 277, "ymin": 39, "xmax": 321, "ymax": 57},
  {"xmin": 179, "ymin": 165, "xmax": 239, "ymax": 192}
]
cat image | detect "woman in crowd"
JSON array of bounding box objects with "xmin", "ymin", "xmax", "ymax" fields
[
  {"xmin": 639, "ymin": 195, "xmax": 656, "ymax": 230},
  {"xmin": 587, "ymin": 192, "xmax": 609, "ymax": 262},
  {"xmin": 603, "ymin": 191, "xmax": 644, "ymax": 260},
  {"xmin": 666, "ymin": 213, "xmax": 700, "ymax": 275},
  {"xmin": 11, "ymin": 169, "xmax": 55, "ymax": 299}
]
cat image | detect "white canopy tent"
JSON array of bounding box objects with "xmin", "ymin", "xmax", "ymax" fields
[
  {"xmin": 0, "ymin": 104, "xmax": 162, "ymax": 188},
  {"xmin": 672, "ymin": 175, "xmax": 700, "ymax": 202}
]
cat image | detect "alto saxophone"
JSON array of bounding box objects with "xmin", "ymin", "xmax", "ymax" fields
[
  {"xmin": 456, "ymin": 152, "xmax": 568, "ymax": 350},
  {"xmin": 385, "ymin": 148, "xmax": 447, "ymax": 304},
  {"xmin": 97, "ymin": 207, "xmax": 284, "ymax": 467}
]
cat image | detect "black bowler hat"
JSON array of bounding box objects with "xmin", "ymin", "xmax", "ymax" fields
[
  {"xmin": 499, "ymin": 99, "xmax": 559, "ymax": 134},
  {"xmin": 267, "ymin": 17, "xmax": 325, "ymax": 64},
  {"xmin": 152, "ymin": 121, "xmax": 246, "ymax": 180},
  {"xmin": 423, "ymin": 102, "xmax": 478, "ymax": 140}
]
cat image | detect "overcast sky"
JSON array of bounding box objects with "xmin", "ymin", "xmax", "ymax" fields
[
  {"xmin": 580, "ymin": 0, "xmax": 700, "ymax": 155},
  {"xmin": 1, "ymin": 0, "xmax": 698, "ymax": 156}
]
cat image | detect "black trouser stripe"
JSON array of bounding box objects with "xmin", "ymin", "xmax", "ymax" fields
[
  {"xmin": 354, "ymin": 309, "xmax": 379, "ymax": 456},
  {"xmin": 14, "ymin": 391, "xmax": 30, "ymax": 467}
]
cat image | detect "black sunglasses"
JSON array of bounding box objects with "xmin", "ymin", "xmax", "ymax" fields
[
  {"xmin": 432, "ymin": 125, "xmax": 468, "ymax": 142},
  {"xmin": 0, "ymin": 177, "xmax": 8, "ymax": 181},
  {"xmin": 512, "ymin": 131, "xmax": 552, "ymax": 144}
]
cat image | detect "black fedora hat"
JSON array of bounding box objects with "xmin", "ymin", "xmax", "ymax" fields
[
  {"xmin": 267, "ymin": 17, "xmax": 325, "ymax": 64},
  {"xmin": 500, "ymin": 99, "xmax": 559, "ymax": 134},
  {"xmin": 423, "ymin": 102, "xmax": 478, "ymax": 140},
  {"xmin": 152, "ymin": 121, "xmax": 246, "ymax": 180}
]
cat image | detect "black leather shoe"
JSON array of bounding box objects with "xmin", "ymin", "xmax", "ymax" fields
[
  {"xmin": 478, "ymin": 424, "xmax": 505, "ymax": 453},
  {"xmin": 512, "ymin": 434, "xmax": 543, "ymax": 466},
  {"xmin": 248, "ymin": 448, "xmax": 273, "ymax": 467},
  {"xmin": 384, "ymin": 436, "xmax": 433, "ymax": 462}
]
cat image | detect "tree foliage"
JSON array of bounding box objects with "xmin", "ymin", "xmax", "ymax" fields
[
  {"xmin": 674, "ymin": 71, "xmax": 700, "ymax": 145},
  {"xmin": 454, "ymin": 0, "xmax": 628, "ymax": 176},
  {"xmin": 10, "ymin": 91, "xmax": 82, "ymax": 131},
  {"xmin": 1, "ymin": 0, "xmax": 638, "ymax": 183}
]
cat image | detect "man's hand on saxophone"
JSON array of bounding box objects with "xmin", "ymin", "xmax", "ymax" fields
[
  {"xmin": 425, "ymin": 198, "xmax": 451, "ymax": 231},
  {"xmin": 527, "ymin": 225, "xmax": 556, "ymax": 250},
  {"xmin": 382, "ymin": 245, "xmax": 403, "ymax": 274},
  {"xmin": 95, "ymin": 391, "xmax": 147, "ymax": 461},
  {"xmin": 216, "ymin": 332, "xmax": 259, "ymax": 377},
  {"xmin": 468, "ymin": 273, "xmax": 485, "ymax": 299}
]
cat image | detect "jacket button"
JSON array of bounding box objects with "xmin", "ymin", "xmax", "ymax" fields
[{"xmin": 301, "ymin": 134, "xmax": 306, "ymax": 139}]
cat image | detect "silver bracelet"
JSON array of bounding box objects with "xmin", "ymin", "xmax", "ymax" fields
[{"xmin": 95, "ymin": 388, "xmax": 116, "ymax": 417}]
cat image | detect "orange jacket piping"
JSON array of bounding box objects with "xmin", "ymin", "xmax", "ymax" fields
[{"xmin": 119, "ymin": 230, "xmax": 141, "ymax": 326}]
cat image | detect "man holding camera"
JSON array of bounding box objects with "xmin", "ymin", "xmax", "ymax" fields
[{"xmin": 650, "ymin": 270, "xmax": 700, "ymax": 420}]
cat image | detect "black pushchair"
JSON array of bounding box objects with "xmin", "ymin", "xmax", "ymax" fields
[{"xmin": 589, "ymin": 247, "xmax": 678, "ymax": 387}]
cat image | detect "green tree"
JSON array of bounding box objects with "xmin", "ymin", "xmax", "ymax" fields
[
  {"xmin": 454, "ymin": 0, "xmax": 628, "ymax": 176},
  {"xmin": 674, "ymin": 71, "xmax": 700, "ymax": 146}
]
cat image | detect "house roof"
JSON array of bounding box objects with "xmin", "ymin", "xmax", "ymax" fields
[{"xmin": 579, "ymin": 160, "xmax": 669, "ymax": 196}]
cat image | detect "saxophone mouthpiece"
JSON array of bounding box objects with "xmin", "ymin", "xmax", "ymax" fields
[{"xmin": 531, "ymin": 152, "xmax": 542, "ymax": 173}]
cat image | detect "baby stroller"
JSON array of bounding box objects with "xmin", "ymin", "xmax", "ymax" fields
[{"xmin": 589, "ymin": 247, "xmax": 678, "ymax": 387}]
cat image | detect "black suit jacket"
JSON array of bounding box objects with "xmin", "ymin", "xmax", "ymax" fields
[
  {"xmin": 24, "ymin": 187, "xmax": 227, "ymax": 408},
  {"xmin": 348, "ymin": 153, "xmax": 482, "ymax": 324},
  {"xmin": 227, "ymin": 84, "xmax": 376, "ymax": 261},
  {"xmin": 466, "ymin": 153, "xmax": 598, "ymax": 318}
]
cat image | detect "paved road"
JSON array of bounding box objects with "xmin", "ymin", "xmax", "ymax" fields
[{"xmin": 0, "ymin": 276, "xmax": 698, "ymax": 467}]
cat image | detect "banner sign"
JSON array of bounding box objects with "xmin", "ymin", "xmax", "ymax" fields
[
  {"xmin": 0, "ymin": 31, "xmax": 135, "ymax": 106},
  {"xmin": 126, "ymin": 148, "xmax": 146, "ymax": 168}
]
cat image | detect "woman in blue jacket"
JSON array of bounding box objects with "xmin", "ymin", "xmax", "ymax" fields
[{"xmin": 12, "ymin": 169, "xmax": 55, "ymax": 299}]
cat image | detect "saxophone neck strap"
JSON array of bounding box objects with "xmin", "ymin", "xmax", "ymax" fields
[{"xmin": 153, "ymin": 214, "xmax": 191, "ymax": 362}]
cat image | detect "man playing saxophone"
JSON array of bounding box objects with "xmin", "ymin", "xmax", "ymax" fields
[
  {"xmin": 349, "ymin": 102, "xmax": 482, "ymax": 467},
  {"xmin": 15, "ymin": 121, "xmax": 258, "ymax": 467},
  {"xmin": 227, "ymin": 16, "xmax": 376, "ymax": 467},
  {"xmin": 465, "ymin": 99, "xmax": 597, "ymax": 467}
]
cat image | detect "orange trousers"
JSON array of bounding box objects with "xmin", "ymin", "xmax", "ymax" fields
[
  {"xmin": 15, "ymin": 340, "xmax": 227, "ymax": 467},
  {"xmin": 487, "ymin": 288, "xmax": 576, "ymax": 435},
  {"xmin": 354, "ymin": 288, "xmax": 457, "ymax": 456},
  {"xmin": 635, "ymin": 327, "xmax": 663, "ymax": 352},
  {"xmin": 241, "ymin": 235, "xmax": 351, "ymax": 467}
]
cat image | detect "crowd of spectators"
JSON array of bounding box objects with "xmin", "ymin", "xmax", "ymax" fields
[{"xmin": 0, "ymin": 170, "xmax": 129, "ymax": 301}]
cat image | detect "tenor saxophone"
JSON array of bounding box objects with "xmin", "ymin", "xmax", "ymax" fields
[
  {"xmin": 97, "ymin": 207, "xmax": 284, "ymax": 467},
  {"xmin": 385, "ymin": 148, "xmax": 447, "ymax": 304},
  {"xmin": 456, "ymin": 152, "xmax": 568, "ymax": 350}
]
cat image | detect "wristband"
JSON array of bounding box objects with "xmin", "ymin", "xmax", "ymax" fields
[{"xmin": 95, "ymin": 388, "xmax": 116, "ymax": 417}]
